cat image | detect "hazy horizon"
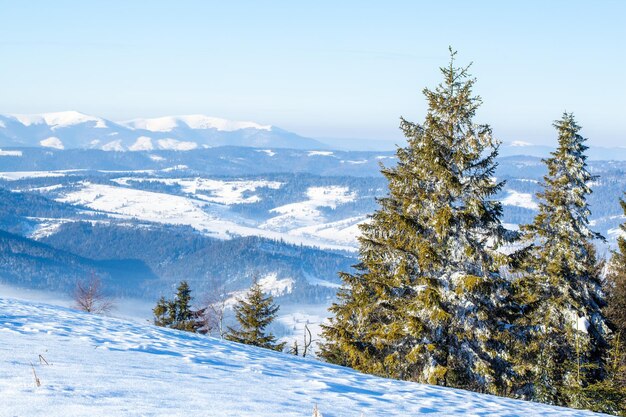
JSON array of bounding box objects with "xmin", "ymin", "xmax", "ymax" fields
[{"xmin": 1, "ymin": 1, "xmax": 624, "ymax": 147}]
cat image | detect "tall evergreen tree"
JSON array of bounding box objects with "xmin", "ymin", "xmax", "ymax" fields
[
  {"xmin": 172, "ymin": 281, "xmax": 196, "ymax": 331},
  {"xmin": 512, "ymin": 113, "xmax": 610, "ymax": 406},
  {"xmin": 226, "ymin": 280, "xmax": 285, "ymax": 351},
  {"xmin": 603, "ymin": 195, "xmax": 626, "ymax": 412},
  {"xmin": 153, "ymin": 281, "xmax": 199, "ymax": 332},
  {"xmin": 321, "ymin": 49, "xmax": 513, "ymax": 395},
  {"xmin": 606, "ymin": 196, "xmax": 626, "ymax": 339}
]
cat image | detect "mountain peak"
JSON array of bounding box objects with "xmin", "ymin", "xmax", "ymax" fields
[
  {"xmin": 0, "ymin": 111, "xmax": 322, "ymax": 150},
  {"xmin": 8, "ymin": 111, "xmax": 108, "ymax": 129},
  {"xmin": 121, "ymin": 115, "xmax": 273, "ymax": 133}
]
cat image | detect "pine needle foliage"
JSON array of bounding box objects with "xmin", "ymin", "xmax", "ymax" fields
[
  {"xmin": 226, "ymin": 280, "xmax": 286, "ymax": 351},
  {"xmin": 512, "ymin": 113, "xmax": 611, "ymax": 406},
  {"xmin": 321, "ymin": 49, "xmax": 513, "ymax": 395}
]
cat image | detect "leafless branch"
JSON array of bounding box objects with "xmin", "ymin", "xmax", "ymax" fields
[{"xmin": 198, "ymin": 277, "xmax": 229, "ymax": 338}]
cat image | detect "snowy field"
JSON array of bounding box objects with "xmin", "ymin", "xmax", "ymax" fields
[
  {"xmin": 2, "ymin": 166, "xmax": 624, "ymax": 250},
  {"xmin": 501, "ymin": 189, "xmax": 539, "ymax": 210},
  {"xmin": 0, "ymin": 168, "xmax": 362, "ymax": 250},
  {"xmin": 0, "ymin": 297, "xmax": 606, "ymax": 417},
  {"xmin": 54, "ymin": 181, "xmax": 356, "ymax": 251}
]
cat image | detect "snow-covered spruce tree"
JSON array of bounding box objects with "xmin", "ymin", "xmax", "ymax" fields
[
  {"xmin": 512, "ymin": 113, "xmax": 610, "ymax": 407},
  {"xmin": 152, "ymin": 281, "xmax": 199, "ymax": 332},
  {"xmin": 153, "ymin": 296, "xmax": 173, "ymax": 327},
  {"xmin": 226, "ymin": 280, "xmax": 286, "ymax": 351},
  {"xmin": 320, "ymin": 49, "xmax": 513, "ymax": 395},
  {"xmin": 172, "ymin": 281, "xmax": 198, "ymax": 332},
  {"xmin": 606, "ymin": 195, "xmax": 626, "ymax": 341},
  {"xmin": 602, "ymin": 194, "xmax": 626, "ymax": 411}
]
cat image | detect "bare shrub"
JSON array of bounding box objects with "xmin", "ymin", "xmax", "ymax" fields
[
  {"xmin": 198, "ymin": 277, "xmax": 228, "ymax": 338},
  {"xmin": 73, "ymin": 276, "xmax": 114, "ymax": 314}
]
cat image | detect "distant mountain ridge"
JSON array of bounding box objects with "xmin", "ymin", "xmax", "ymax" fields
[
  {"xmin": 0, "ymin": 111, "xmax": 325, "ymax": 151},
  {"xmin": 1, "ymin": 111, "xmax": 624, "ymax": 159},
  {"xmin": 0, "ymin": 229, "xmax": 156, "ymax": 295},
  {"xmin": 316, "ymin": 136, "xmax": 626, "ymax": 160}
]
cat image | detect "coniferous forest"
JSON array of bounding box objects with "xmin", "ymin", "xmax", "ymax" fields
[{"xmin": 320, "ymin": 50, "xmax": 626, "ymax": 415}]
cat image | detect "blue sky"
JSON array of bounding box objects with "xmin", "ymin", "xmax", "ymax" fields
[{"xmin": 1, "ymin": 1, "xmax": 624, "ymax": 146}]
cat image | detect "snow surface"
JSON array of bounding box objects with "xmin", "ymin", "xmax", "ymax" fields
[
  {"xmin": 0, "ymin": 149, "xmax": 22, "ymax": 156},
  {"xmin": 501, "ymin": 190, "xmax": 539, "ymax": 210},
  {"xmin": 101, "ymin": 140, "xmax": 125, "ymax": 152},
  {"xmin": 0, "ymin": 112, "xmax": 318, "ymax": 151},
  {"xmin": 161, "ymin": 165, "xmax": 188, "ymax": 172},
  {"xmin": 129, "ymin": 136, "xmax": 154, "ymax": 151},
  {"xmin": 307, "ymin": 151, "xmax": 334, "ymax": 156},
  {"xmin": 10, "ymin": 111, "xmax": 107, "ymax": 129},
  {"xmin": 156, "ymin": 138, "xmax": 198, "ymax": 151},
  {"xmin": 265, "ymin": 186, "xmax": 357, "ymax": 231},
  {"xmin": 258, "ymin": 272, "xmax": 294, "ymax": 297},
  {"xmin": 577, "ymin": 315, "xmax": 590, "ymax": 334},
  {"xmin": 39, "ymin": 137, "xmax": 65, "ymax": 150},
  {"xmin": 0, "ymin": 297, "xmax": 604, "ymax": 417},
  {"xmin": 0, "ymin": 170, "xmax": 79, "ymax": 180},
  {"xmin": 112, "ymin": 177, "xmax": 282, "ymax": 205},
  {"xmin": 148, "ymin": 154, "xmax": 166, "ymax": 162},
  {"xmin": 122, "ymin": 115, "xmax": 272, "ymax": 132},
  {"xmin": 55, "ymin": 182, "xmax": 354, "ymax": 251},
  {"xmin": 259, "ymin": 186, "xmax": 363, "ymax": 247},
  {"xmin": 27, "ymin": 219, "xmax": 67, "ymax": 239},
  {"xmin": 286, "ymin": 216, "xmax": 366, "ymax": 247},
  {"xmin": 0, "ymin": 283, "xmax": 155, "ymax": 323},
  {"xmin": 0, "ymin": 168, "xmax": 558, "ymax": 252},
  {"xmin": 56, "ymin": 182, "xmax": 230, "ymax": 232}
]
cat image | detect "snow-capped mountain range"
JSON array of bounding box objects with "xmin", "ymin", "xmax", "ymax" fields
[
  {"xmin": 0, "ymin": 111, "xmax": 324, "ymax": 151},
  {"xmin": 2, "ymin": 110, "xmax": 626, "ymax": 159}
]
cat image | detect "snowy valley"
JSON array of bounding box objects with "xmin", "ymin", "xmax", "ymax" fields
[{"xmin": 1, "ymin": 146, "xmax": 626, "ymax": 341}]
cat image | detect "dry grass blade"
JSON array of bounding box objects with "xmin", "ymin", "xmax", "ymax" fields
[{"xmin": 30, "ymin": 362, "xmax": 41, "ymax": 387}]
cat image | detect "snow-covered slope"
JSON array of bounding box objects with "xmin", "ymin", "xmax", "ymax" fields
[
  {"xmin": 10, "ymin": 111, "xmax": 108, "ymax": 129},
  {"xmin": 0, "ymin": 111, "xmax": 324, "ymax": 150},
  {"xmin": 0, "ymin": 297, "xmax": 604, "ymax": 417},
  {"xmin": 53, "ymin": 180, "xmax": 355, "ymax": 251}
]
